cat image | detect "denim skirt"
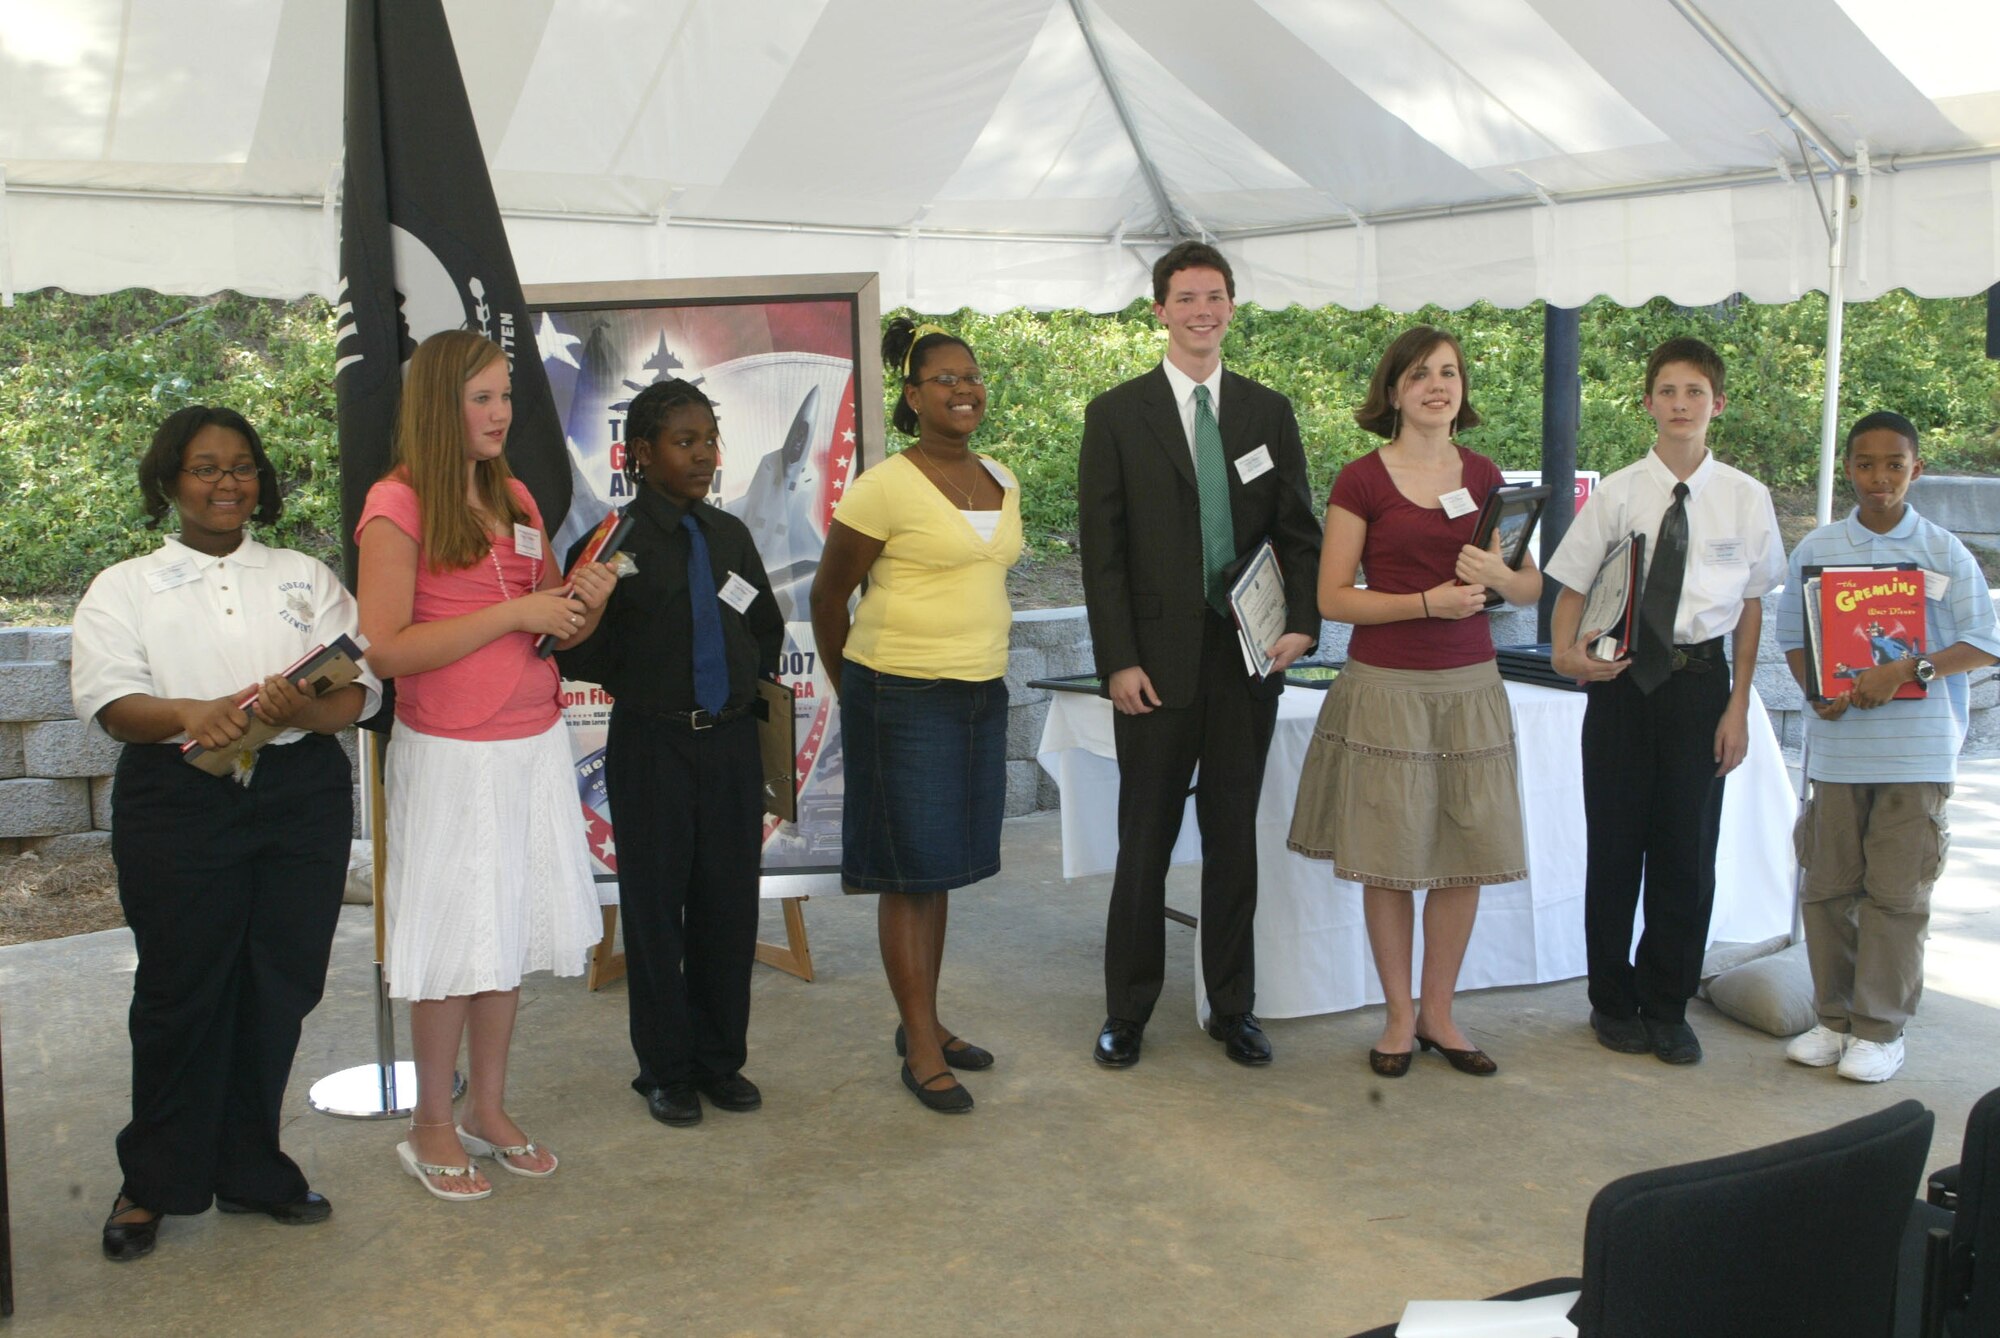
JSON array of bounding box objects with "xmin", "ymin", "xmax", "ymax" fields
[{"xmin": 840, "ymin": 661, "xmax": 1008, "ymax": 894}]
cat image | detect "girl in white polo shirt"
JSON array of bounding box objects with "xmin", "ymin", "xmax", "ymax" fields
[{"xmin": 72, "ymin": 406, "xmax": 379, "ymax": 1262}]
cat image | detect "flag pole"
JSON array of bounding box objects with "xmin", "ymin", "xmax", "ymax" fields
[{"xmin": 309, "ymin": 731, "xmax": 418, "ymax": 1116}]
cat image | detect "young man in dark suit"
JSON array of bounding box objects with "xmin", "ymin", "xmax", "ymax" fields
[{"xmin": 1078, "ymin": 241, "xmax": 1323, "ymax": 1068}]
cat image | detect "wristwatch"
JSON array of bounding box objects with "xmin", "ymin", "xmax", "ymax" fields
[{"xmin": 1913, "ymin": 656, "xmax": 1937, "ymax": 683}]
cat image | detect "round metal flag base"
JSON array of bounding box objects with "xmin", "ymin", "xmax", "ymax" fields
[{"xmin": 308, "ymin": 1062, "xmax": 465, "ymax": 1119}]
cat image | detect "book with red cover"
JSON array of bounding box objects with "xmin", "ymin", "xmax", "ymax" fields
[
  {"xmin": 535, "ymin": 508, "xmax": 635, "ymax": 658},
  {"xmin": 1810, "ymin": 564, "xmax": 1926, "ymax": 701}
]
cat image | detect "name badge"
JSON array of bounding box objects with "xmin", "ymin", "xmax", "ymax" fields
[
  {"xmin": 1703, "ymin": 537, "xmax": 1745, "ymax": 566},
  {"xmin": 145, "ymin": 558, "xmax": 200, "ymax": 593},
  {"xmin": 1437, "ymin": 488, "xmax": 1476, "ymax": 519},
  {"xmin": 513, "ymin": 524, "xmax": 543, "ymax": 559},
  {"xmin": 1234, "ymin": 445, "xmax": 1274, "ymax": 484},
  {"xmin": 1923, "ymin": 568, "xmax": 1951, "ymax": 602},
  {"xmin": 718, "ymin": 572, "xmax": 759, "ymax": 613}
]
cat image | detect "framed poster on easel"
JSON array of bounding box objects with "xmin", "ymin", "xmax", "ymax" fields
[{"xmin": 525, "ymin": 274, "xmax": 886, "ymax": 983}]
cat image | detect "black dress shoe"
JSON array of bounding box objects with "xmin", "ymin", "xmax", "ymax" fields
[
  {"xmin": 1094, "ymin": 1018, "xmax": 1143, "ymax": 1068},
  {"xmin": 901, "ymin": 1064, "xmax": 974, "ymax": 1114},
  {"xmin": 102, "ymin": 1198, "xmax": 160, "ymax": 1262},
  {"xmin": 895, "ymin": 1023, "xmax": 995, "ymax": 1071},
  {"xmin": 1590, "ymin": 1009, "xmax": 1651, "ymax": 1054},
  {"xmin": 644, "ymin": 1082, "xmax": 702, "ymax": 1126},
  {"xmin": 1208, "ymin": 1012, "xmax": 1273, "ymax": 1066},
  {"xmin": 1645, "ymin": 1017, "xmax": 1703, "ymax": 1065},
  {"xmin": 694, "ymin": 1071, "xmax": 763, "ymax": 1112},
  {"xmin": 215, "ymin": 1190, "xmax": 332, "ymax": 1225}
]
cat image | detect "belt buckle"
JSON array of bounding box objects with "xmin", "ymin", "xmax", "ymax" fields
[
  {"xmin": 689, "ymin": 709, "xmax": 716, "ymax": 731},
  {"xmin": 1669, "ymin": 647, "xmax": 1689, "ymax": 672}
]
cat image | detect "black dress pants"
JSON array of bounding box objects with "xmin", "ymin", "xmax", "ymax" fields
[
  {"xmin": 604, "ymin": 706, "xmax": 763, "ymax": 1089},
  {"xmin": 111, "ymin": 735, "xmax": 350, "ymax": 1214},
  {"xmin": 1580, "ymin": 656, "xmax": 1730, "ymax": 1023},
  {"xmin": 1105, "ymin": 611, "xmax": 1278, "ymax": 1024}
]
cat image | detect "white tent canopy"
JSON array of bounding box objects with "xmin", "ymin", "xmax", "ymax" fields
[{"xmin": 4, "ymin": 0, "xmax": 1999, "ymax": 313}]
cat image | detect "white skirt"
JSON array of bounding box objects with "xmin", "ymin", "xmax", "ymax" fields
[{"xmin": 383, "ymin": 719, "xmax": 600, "ymax": 1001}]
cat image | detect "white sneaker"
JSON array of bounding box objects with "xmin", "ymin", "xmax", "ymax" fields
[
  {"xmin": 1786, "ymin": 1025, "xmax": 1849, "ymax": 1067},
  {"xmin": 1837, "ymin": 1036, "xmax": 1906, "ymax": 1083}
]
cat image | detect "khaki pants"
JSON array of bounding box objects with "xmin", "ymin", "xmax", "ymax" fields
[{"xmin": 1794, "ymin": 780, "xmax": 1951, "ymax": 1042}]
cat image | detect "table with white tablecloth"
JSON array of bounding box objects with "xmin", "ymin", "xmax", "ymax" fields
[{"xmin": 1036, "ymin": 680, "xmax": 1798, "ymax": 1023}]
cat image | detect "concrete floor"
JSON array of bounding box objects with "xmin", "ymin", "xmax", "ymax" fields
[{"xmin": 5, "ymin": 768, "xmax": 1999, "ymax": 1336}]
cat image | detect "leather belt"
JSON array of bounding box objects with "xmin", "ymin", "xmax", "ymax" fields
[
  {"xmin": 648, "ymin": 702, "xmax": 758, "ymax": 731},
  {"xmin": 1669, "ymin": 639, "xmax": 1725, "ymax": 674}
]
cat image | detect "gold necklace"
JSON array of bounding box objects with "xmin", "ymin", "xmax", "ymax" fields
[{"xmin": 915, "ymin": 445, "xmax": 979, "ymax": 507}]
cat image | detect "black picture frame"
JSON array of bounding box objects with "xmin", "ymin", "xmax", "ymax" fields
[{"xmin": 1471, "ymin": 483, "xmax": 1551, "ymax": 608}]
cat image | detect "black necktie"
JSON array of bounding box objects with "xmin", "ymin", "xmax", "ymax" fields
[{"xmin": 1629, "ymin": 481, "xmax": 1690, "ymax": 695}]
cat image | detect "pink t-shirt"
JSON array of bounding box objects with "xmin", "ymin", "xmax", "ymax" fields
[
  {"xmin": 1330, "ymin": 447, "xmax": 1503, "ymax": 671},
  {"xmin": 357, "ymin": 476, "xmax": 560, "ymax": 740}
]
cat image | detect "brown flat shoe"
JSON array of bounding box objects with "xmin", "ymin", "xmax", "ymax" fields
[
  {"xmin": 1368, "ymin": 1047, "xmax": 1413, "ymax": 1078},
  {"xmin": 1416, "ymin": 1033, "xmax": 1498, "ymax": 1076}
]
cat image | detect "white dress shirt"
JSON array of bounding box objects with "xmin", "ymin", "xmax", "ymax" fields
[
  {"xmin": 1159, "ymin": 357, "xmax": 1224, "ymax": 465},
  {"xmin": 1546, "ymin": 449, "xmax": 1785, "ymax": 645},
  {"xmin": 71, "ymin": 534, "xmax": 382, "ymax": 746}
]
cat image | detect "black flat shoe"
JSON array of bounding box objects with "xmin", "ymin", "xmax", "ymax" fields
[
  {"xmin": 1416, "ymin": 1033, "xmax": 1498, "ymax": 1076},
  {"xmin": 102, "ymin": 1197, "xmax": 160, "ymax": 1262},
  {"xmin": 644, "ymin": 1082, "xmax": 702, "ymax": 1126},
  {"xmin": 1094, "ymin": 1018, "xmax": 1143, "ymax": 1068},
  {"xmin": 1207, "ymin": 1012, "xmax": 1273, "ymax": 1066},
  {"xmin": 1591, "ymin": 1009, "xmax": 1651, "ymax": 1054},
  {"xmin": 1644, "ymin": 1017, "xmax": 1703, "ymax": 1065},
  {"xmin": 901, "ymin": 1064, "xmax": 974, "ymax": 1114},
  {"xmin": 694, "ymin": 1071, "xmax": 763, "ymax": 1112},
  {"xmin": 1368, "ymin": 1047, "xmax": 1413, "ymax": 1077},
  {"xmin": 895, "ymin": 1023, "xmax": 995, "ymax": 1071},
  {"xmin": 215, "ymin": 1190, "xmax": 332, "ymax": 1224}
]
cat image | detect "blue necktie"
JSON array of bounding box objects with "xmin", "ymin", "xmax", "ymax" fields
[{"xmin": 681, "ymin": 512, "xmax": 729, "ymax": 715}]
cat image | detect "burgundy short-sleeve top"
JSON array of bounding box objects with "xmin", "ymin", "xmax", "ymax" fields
[
  {"xmin": 357, "ymin": 476, "xmax": 559, "ymax": 740},
  {"xmin": 1329, "ymin": 446, "xmax": 1503, "ymax": 671}
]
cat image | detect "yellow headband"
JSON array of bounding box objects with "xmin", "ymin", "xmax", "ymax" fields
[{"xmin": 902, "ymin": 322, "xmax": 952, "ymax": 379}]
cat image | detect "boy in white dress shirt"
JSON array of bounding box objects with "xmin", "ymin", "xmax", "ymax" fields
[{"xmin": 1548, "ymin": 338, "xmax": 1785, "ymax": 1066}]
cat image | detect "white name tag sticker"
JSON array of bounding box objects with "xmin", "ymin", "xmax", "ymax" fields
[
  {"xmin": 1437, "ymin": 487, "xmax": 1476, "ymax": 519},
  {"xmin": 1234, "ymin": 445, "xmax": 1274, "ymax": 483},
  {"xmin": 145, "ymin": 558, "xmax": 200, "ymax": 593},
  {"xmin": 1704, "ymin": 537, "xmax": 1746, "ymax": 566},
  {"xmin": 718, "ymin": 572, "xmax": 758, "ymax": 613},
  {"xmin": 1924, "ymin": 568, "xmax": 1951, "ymax": 602},
  {"xmin": 512, "ymin": 524, "xmax": 543, "ymax": 559}
]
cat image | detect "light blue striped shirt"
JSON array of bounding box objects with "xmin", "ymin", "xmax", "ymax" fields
[{"xmin": 1777, "ymin": 506, "xmax": 2000, "ymax": 783}]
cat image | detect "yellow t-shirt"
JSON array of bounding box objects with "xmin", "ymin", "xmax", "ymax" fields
[{"xmin": 834, "ymin": 451, "xmax": 1023, "ymax": 681}]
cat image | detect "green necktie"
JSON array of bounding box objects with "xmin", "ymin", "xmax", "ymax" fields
[{"xmin": 1193, "ymin": 384, "xmax": 1234, "ymax": 613}]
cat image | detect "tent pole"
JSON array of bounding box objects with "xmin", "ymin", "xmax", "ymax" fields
[
  {"xmin": 1067, "ymin": 0, "xmax": 1185, "ymax": 242},
  {"xmin": 1538, "ymin": 303, "xmax": 1581, "ymax": 642},
  {"xmin": 1815, "ymin": 172, "xmax": 1850, "ymax": 526}
]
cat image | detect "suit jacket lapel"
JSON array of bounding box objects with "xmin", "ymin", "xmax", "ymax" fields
[
  {"xmin": 1218, "ymin": 370, "xmax": 1255, "ymax": 467},
  {"xmin": 1139, "ymin": 365, "xmax": 1199, "ymax": 495}
]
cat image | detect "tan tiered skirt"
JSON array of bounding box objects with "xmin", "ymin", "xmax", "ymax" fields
[{"xmin": 1286, "ymin": 658, "xmax": 1526, "ymax": 890}]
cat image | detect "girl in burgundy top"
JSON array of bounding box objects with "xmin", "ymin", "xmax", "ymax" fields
[{"xmin": 1288, "ymin": 326, "xmax": 1541, "ymax": 1079}]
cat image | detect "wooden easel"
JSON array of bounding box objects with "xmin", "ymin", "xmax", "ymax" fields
[{"xmin": 587, "ymin": 895, "xmax": 814, "ymax": 989}]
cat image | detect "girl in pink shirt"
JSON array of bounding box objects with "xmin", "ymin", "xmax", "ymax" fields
[{"xmin": 356, "ymin": 330, "xmax": 615, "ymax": 1200}]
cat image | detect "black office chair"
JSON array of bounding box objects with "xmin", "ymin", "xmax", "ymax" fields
[
  {"xmin": 1903, "ymin": 1086, "xmax": 2000, "ymax": 1337},
  {"xmin": 1349, "ymin": 1099, "xmax": 1934, "ymax": 1338}
]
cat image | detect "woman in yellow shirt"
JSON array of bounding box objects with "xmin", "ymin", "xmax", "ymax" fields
[{"xmin": 810, "ymin": 318, "xmax": 1022, "ymax": 1113}]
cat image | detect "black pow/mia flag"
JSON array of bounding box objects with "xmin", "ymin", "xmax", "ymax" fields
[{"xmin": 334, "ymin": 0, "xmax": 570, "ymax": 587}]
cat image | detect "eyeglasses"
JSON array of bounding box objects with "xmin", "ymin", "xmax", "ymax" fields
[
  {"xmin": 182, "ymin": 463, "xmax": 260, "ymax": 483},
  {"xmin": 916, "ymin": 372, "xmax": 986, "ymax": 388}
]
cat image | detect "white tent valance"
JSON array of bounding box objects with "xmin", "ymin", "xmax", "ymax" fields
[{"xmin": 3, "ymin": 0, "xmax": 1999, "ymax": 311}]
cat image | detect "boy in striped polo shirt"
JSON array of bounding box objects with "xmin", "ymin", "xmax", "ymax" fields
[{"xmin": 1777, "ymin": 411, "xmax": 1999, "ymax": 1083}]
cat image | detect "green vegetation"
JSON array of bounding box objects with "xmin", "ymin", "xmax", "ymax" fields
[{"xmin": 3, "ymin": 287, "xmax": 1996, "ymax": 610}]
